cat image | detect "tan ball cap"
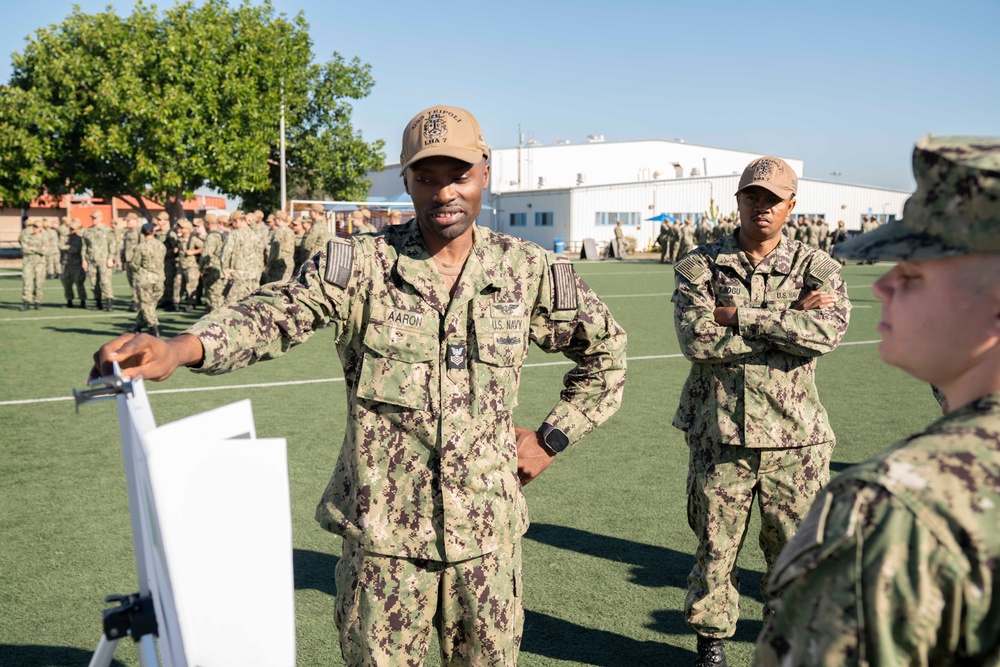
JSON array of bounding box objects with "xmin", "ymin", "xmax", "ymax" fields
[
  {"xmin": 400, "ymin": 105, "xmax": 490, "ymax": 172},
  {"xmin": 736, "ymin": 156, "xmax": 798, "ymax": 200}
]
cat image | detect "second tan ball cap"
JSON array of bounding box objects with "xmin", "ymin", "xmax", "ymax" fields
[
  {"xmin": 736, "ymin": 156, "xmax": 798, "ymax": 200},
  {"xmin": 400, "ymin": 105, "xmax": 490, "ymax": 172}
]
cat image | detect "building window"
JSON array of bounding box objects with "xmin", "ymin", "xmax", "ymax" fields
[
  {"xmin": 595, "ymin": 212, "xmax": 640, "ymax": 226},
  {"xmin": 667, "ymin": 212, "xmax": 706, "ymax": 224},
  {"xmin": 535, "ymin": 212, "xmax": 554, "ymax": 227},
  {"xmin": 859, "ymin": 213, "xmax": 896, "ymax": 224},
  {"xmin": 509, "ymin": 213, "xmax": 526, "ymax": 227}
]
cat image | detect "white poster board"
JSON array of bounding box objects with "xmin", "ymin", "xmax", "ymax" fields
[{"xmin": 115, "ymin": 377, "xmax": 296, "ymax": 667}]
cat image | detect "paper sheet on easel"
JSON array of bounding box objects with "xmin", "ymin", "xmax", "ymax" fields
[{"xmin": 143, "ymin": 400, "xmax": 296, "ymax": 667}]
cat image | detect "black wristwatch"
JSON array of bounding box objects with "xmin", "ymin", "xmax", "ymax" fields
[{"xmin": 538, "ymin": 423, "xmax": 570, "ymax": 455}]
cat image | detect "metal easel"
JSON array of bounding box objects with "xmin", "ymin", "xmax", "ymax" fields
[{"xmin": 75, "ymin": 363, "xmax": 162, "ymax": 667}]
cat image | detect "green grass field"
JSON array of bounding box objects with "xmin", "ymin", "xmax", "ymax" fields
[{"xmin": 0, "ymin": 260, "xmax": 941, "ymax": 667}]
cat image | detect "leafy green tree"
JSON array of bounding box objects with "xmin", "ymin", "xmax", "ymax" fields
[{"xmin": 0, "ymin": 0, "xmax": 384, "ymax": 217}]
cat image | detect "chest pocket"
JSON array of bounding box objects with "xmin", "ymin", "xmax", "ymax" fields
[
  {"xmin": 714, "ymin": 282, "xmax": 748, "ymax": 307},
  {"xmin": 472, "ymin": 314, "xmax": 530, "ymax": 414},
  {"xmin": 765, "ymin": 287, "xmax": 803, "ymax": 310},
  {"xmin": 356, "ymin": 307, "xmax": 438, "ymax": 411}
]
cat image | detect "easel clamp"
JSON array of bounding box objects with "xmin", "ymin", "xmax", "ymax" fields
[
  {"xmin": 74, "ymin": 369, "xmax": 134, "ymax": 413},
  {"xmin": 103, "ymin": 593, "xmax": 158, "ymax": 642}
]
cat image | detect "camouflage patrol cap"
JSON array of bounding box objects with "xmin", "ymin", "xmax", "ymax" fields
[
  {"xmin": 156, "ymin": 211, "xmax": 169, "ymax": 221},
  {"xmin": 837, "ymin": 136, "xmax": 1000, "ymax": 260},
  {"xmin": 218, "ymin": 213, "xmax": 230, "ymax": 223},
  {"xmin": 126, "ymin": 212, "xmax": 139, "ymax": 220},
  {"xmin": 361, "ymin": 209, "xmax": 371, "ymax": 219},
  {"xmin": 204, "ymin": 213, "xmax": 218, "ymax": 224},
  {"xmin": 400, "ymin": 105, "xmax": 490, "ymax": 172},
  {"xmin": 231, "ymin": 210, "xmax": 245, "ymax": 220},
  {"xmin": 91, "ymin": 210, "xmax": 103, "ymax": 219},
  {"xmin": 309, "ymin": 203, "xmax": 325, "ymax": 213},
  {"xmin": 24, "ymin": 218, "xmax": 39, "ymax": 227},
  {"xmin": 737, "ymin": 156, "xmax": 798, "ymax": 199},
  {"xmin": 177, "ymin": 219, "xmax": 193, "ymax": 229},
  {"xmin": 275, "ymin": 210, "xmax": 288, "ymax": 221}
]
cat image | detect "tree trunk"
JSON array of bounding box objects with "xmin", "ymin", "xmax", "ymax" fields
[
  {"xmin": 165, "ymin": 191, "xmax": 186, "ymax": 224},
  {"xmin": 121, "ymin": 190, "xmax": 153, "ymax": 223}
]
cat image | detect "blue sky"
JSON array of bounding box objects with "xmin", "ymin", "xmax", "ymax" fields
[{"xmin": 2, "ymin": 0, "xmax": 997, "ymax": 192}]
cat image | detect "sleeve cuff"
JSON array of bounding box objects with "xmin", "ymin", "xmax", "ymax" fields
[
  {"xmin": 737, "ymin": 307, "xmax": 779, "ymax": 340},
  {"xmin": 543, "ymin": 401, "xmax": 595, "ymax": 448},
  {"xmin": 182, "ymin": 320, "xmax": 230, "ymax": 374}
]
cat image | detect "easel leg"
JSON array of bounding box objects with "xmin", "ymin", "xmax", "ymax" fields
[
  {"xmin": 89, "ymin": 635, "xmax": 119, "ymax": 667},
  {"xmin": 137, "ymin": 635, "xmax": 158, "ymax": 667}
]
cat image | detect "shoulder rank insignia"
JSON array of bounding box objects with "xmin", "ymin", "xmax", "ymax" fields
[
  {"xmin": 551, "ymin": 261, "xmax": 578, "ymax": 311},
  {"xmin": 323, "ymin": 238, "xmax": 354, "ymax": 289},
  {"xmin": 675, "ymin": 254, "xmax": 707, "ymax": 283},
  {"xmin": 808, "ymin": 255, "xmax": 840, "ymax": 286}
]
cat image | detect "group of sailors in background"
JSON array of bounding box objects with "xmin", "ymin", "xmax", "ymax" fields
[
  {"xmin": 656, "ymin": 213, "xmax": 883, "ymax": 264},
  {"xmin": 17, "ymin": 205, "xmax": 399, "ymax": 336}
]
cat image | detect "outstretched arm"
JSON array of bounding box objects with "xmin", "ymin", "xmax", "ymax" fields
[{"xmin": 90, "ymin": 332, "xmax": 204, "ymax": 382}]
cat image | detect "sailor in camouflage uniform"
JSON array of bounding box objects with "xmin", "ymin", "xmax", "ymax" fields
[
  {"xmin": 60, "ymin": 219, "xmax": 87, "ymax": 308},
  {"xmin": 300, "ymin": 204, "xmax": 332, "ymax": 263},
  {"xmin": 754, "ymin": 136, "xmax": 1000, "ymax": 667},
  {"xmin": 19, "ymin": 219, "xmax": 46, "ymax": 310},
  {"xmin": 266, "ymin": 210, "xmax": 296, "ymax": 283},
  {"xmin": 199, "ymin": 213, "xmax": 225, "ymax": 311},
  {"xmin": 90, "ymin": 105, "xmax": 627, "ymax": 667},
  {"xmin": 122, "ymin": 213, "xmax": 141, "ymax": 311},
  {"xmin": 219, "ymin": 210, "xmax": 258, "ymax": 304},
  {"xmin": 672, "ymin": 155, "xmax": 851, "ymax": 667},
  {"xmin": 131, "ymin": 222, "xmax": 167, "ymax": 337},
  {"xmin": 81, "ymin": 210, "xmax": 116, "ymax": 311}
]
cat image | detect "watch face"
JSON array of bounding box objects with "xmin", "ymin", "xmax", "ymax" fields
[{"xmin": 545, "ymin": 426, "xmax": 570, "ymax": 453}]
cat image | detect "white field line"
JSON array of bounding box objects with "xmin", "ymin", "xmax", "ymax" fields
[
  {"xmin": 0, "ymin": 297, "xmax": 876, "ymax": 321},
  {"xmin": 0, "ymin": 312, "xmax": 136, "ymax": 322},
  {"xmin": 601, "ymin": 292, "xmax": 671, "ymax": 298},
  {"xmin": 0, "ymin": 341, "xmax": 882, "ymax": 407}
]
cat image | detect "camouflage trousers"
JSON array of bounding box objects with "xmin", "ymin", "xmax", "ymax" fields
[
  {"xmin": 135, "ymin": 282, "xmax": 163, "ymax": 329},
  {"xmin": 46, "ymin": 250, "xmax": 59, "ymax": 276},
  {"xmin": 163, "ymin": 258, "xmax": 176, "ymax": 301},
  {"xmin": 173, "ymin": 265, "xmax": 200, "ymax": 304},
  {"xmin": 202, "ymin": 268, "xmax": 224, "ymax": 311},
  {"xmin": 62, "ymin": 264, "xmax": 86, "ymax": 302},
  {"xmin": 126, "ymin": 265, "xmax": 137, "ymax": 305},
  {"xmin": 335, "ymin": 539, "xmax": 523, "ymax": 667},
  {"xmin": 684, "ymin": 434, "xmax": 833, "ymax": 638},
  {"xmin": 21, "ymin": 256, "xmax": 45, "ymax": 303},
  {"xmin": 86, "ymin": 262, "xmax": 114, "ymax": 301}
]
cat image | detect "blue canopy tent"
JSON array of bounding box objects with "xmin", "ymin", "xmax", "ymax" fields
[{"xmin": 646, "ymin": 213, "xmax": 677, "ymax": 222}]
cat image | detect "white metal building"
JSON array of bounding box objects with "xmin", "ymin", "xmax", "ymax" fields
[{"xmin": 366, "ymin": 137, "xmax": 909, "ymax": 253}]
